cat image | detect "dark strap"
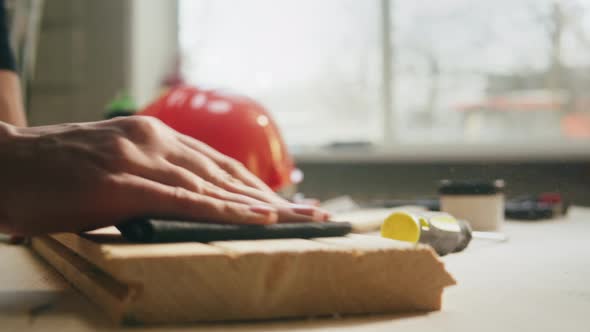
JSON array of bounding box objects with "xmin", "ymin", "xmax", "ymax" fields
[
  {"xmin": 117, "ymin": 219, "xmax": 352, "ymax": 243},
  {"xmin": 0, "ymin": 0, "xmax": 16, "ymax": 71}
]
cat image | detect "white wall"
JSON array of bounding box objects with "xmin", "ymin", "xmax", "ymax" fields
[
  {"xmin": 29, "ymin": 0, "xmax": 178, "ymax": 125},
  {"xmin": 128, "ymin": 0, "xmax": 178, "ymax": 107}
]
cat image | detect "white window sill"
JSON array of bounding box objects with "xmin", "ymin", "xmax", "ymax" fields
[{"xmin": 292, "ymin": 141, "xmax": 590, "ymax": 163}]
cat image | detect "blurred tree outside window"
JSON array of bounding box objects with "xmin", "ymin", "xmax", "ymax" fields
[{"xmin": 179, "ymin": 0, "xmax": 590, "ymax": 148}]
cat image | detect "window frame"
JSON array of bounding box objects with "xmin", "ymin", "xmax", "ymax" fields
[{"xmin": 156, "ymin": 0, "xmax": 590, "ymax": 162}]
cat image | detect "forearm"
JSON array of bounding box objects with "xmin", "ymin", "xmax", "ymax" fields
[
  {"xmin": 0, "ymin": 70, "xmax": 26, "ymax": 126},
  {"xmin": 0, "ymin": 0, "xmax": 26, "ymax": 127}
]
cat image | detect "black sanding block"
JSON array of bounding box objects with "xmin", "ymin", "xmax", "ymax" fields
[{"xmin": 117, "ymin": 219, "xmax": 352, "ymax": 243}]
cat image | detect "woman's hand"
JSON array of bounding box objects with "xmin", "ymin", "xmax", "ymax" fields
[{"xmin": 0, "ymin": 117, "xmax": 328, "ymax": 236}]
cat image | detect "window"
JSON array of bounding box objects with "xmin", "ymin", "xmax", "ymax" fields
[{"xmin": 179, "ymin": 0, "xmax": 590, "ymax": 153}]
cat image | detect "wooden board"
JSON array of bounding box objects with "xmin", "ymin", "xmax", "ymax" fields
[{"xmin": 32, "ymin": 227, "xmax": 455, "ymax": 324}]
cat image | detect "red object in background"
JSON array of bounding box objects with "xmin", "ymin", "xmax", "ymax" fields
[
  {"xmin": 538, "ymin": 192, "xmax": 562, "ymax": 205},
  {"xmin": 139, "ymin": 86, "xmax": 300, "ymax": 192},
  {"xmin": 561, "ymin": 112, "xmax": 590, "ymax": 138}
]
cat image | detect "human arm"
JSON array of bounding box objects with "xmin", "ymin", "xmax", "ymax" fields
[
  {"xmin": 0, "ymin": 71, "xmax": 26, "ymax": 126},
  {"xmin": 0, "ymin": 117, "xmax": 327, "ymax": 236},
  {"xmin": 0, "ymin": 0, "xmax": 27, "ymax": 126}
]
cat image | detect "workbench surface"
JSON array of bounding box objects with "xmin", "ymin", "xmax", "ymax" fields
[{"xmin": 2, "ymin": 207, "xmax": 589, "ymax": 332}]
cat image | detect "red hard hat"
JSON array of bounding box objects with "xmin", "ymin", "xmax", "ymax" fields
[{"xmin": 138, "ymin": 85, "xmax": 301, "ymax": 192}]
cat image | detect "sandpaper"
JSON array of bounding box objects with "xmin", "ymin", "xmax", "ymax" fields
[{"xmin": 116, "ymin": 219, "xmax": 353, "ymax": 243}]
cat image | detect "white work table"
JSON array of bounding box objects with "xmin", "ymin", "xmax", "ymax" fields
[{"xmin": 1, "ymin": 207, "xmax": 589, "ymax": 331}]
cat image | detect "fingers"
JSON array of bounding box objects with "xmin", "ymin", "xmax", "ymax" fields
[
  {"xmin": 111, "ymin": 173, "xmax": 278, "ymax": 225},
  {"xmin": 142, "ymin": 160, "xmax": 273, "ymax": 208},
  {"xmin": 166, "ymin": 147, "xmax": 328, "ymax": 221},
  {"xmin": 275, "ymin": 204, "xmax": 329, "ymax": 223},
  {"xmin": 137, "ymin": 159, "xmax": 329, "ymax": 223},
  {"xmin": 100, "ymin": 120, "xmax": 329, "ymax": 223},
  {"xmin": 177, "ymin": 133, "xmax": 278, "ymax": 195},
  {"xmin": 167, "ymin": 144, "xmax": 280, "ymax": 203}
]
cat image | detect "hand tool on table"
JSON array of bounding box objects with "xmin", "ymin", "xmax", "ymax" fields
[
  {"xmin": 380, "ymin": 211, "xmax": 507, "ymax": 256},
  {"xmin": 506, "ymin": 193, "xmax": 569, "ymax": 220},
  {"xmin": 117, "ymin": 219, "xmax": 352, "ymax": 243},
  {"xmin": 370, "ymin": 192, "xmax": 568, "ymax": 221}
]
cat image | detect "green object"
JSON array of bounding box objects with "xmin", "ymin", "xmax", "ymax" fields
[{"xmin": 105, "ymin": 92, "xmax": 137, "ymax": 119}]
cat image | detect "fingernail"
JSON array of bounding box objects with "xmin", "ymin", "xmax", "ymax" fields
[
  {"xmin": 290, "ymin": 204, "xmax": 316, "ymax": 216},
  {"xmin": 250, "ymin": 205, "xmax": 277, "ymax": 216}
]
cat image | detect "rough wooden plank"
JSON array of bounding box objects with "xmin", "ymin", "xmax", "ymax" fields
[
  {"xmin": 315, "ymin": 234, "xmax": 456, "ymax": 310},
  {"xmin": 315, "ymin": 233, "xmax": 418, "ymax": 250},
  {"xmin": 31, "ymin": 236, "xmax": 135, "ymax": 322},
  {"xmin": 55, "ymin": 227, "xmax": 225, "ymax": 259},
  {"xmin": 210, "ymin": 238, "xmax": 345, "ymax": 254},
  {"xmin": 37, "ymin": 228, "xmax": 456, "ymax": 324},
  {"xmin": 51, "ymin": 228, "xmax": 226, "ymax": 279}
]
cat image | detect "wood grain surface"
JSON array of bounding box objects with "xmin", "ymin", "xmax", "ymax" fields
[{"xmin": 32, "ymin": 227, "xmax": 455, "ymax": 324}]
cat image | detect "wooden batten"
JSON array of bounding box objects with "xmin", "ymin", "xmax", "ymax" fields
[{"xmin": 32, "ymin": 227, "xmax": 456, "ymax": 324}]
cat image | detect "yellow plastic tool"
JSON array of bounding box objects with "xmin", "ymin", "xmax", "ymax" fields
[{"xmin": 380, "ymin": 211, "xmax": 472, "ymax": 256}]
